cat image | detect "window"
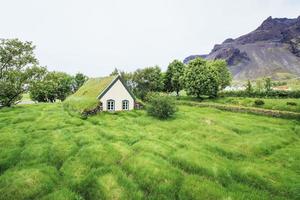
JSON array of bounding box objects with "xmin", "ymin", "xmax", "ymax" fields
[
  {"xmin": 122, "ymin": 100, "xmax": 129, "ymax": 110},
  {"xmin": 107, "ymin": 100, "xmax": 115, "ymax": 111}
]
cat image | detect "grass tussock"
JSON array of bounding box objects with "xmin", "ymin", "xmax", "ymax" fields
[{"xmin": 0, "ymin": 103, "xmax": 299, "ymax": 199}]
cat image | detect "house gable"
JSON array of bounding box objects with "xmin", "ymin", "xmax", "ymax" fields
[
  {"xmin": 98, "ymin": 76, "xmax": 135, "ymax": 111},
  {"xmin": 97, "ymin": 76, "xmax": 135, "ymax": 100}
]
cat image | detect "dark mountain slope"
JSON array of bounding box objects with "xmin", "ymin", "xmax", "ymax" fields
[{"xmin": 184, "ymin": 16, "xmax": 300, "ymax": 80}]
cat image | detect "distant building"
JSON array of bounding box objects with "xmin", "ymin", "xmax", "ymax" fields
[
  {"xmin": 224, "ymin": 86, "xmax": 246, "ymax": 91},
  {"xmin": 273, "ymin": 85, "xmax": 290, "ymax": 91}
]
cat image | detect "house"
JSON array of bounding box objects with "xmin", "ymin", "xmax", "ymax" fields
[
  {"xmin": 97, "ymin": 75, "xmax": 135, "ymax": 111},
  {"xmin": 273, "ymin": 85, "xmax": 290, "ymax": 91},
  {"xmin": 74, "ymin": 75, "xmax": 135, "ymax": 112}
]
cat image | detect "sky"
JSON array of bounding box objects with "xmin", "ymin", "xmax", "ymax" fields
[{"xmin": 1, "ymin": 0, "xmax": 300, "ymax": 77}]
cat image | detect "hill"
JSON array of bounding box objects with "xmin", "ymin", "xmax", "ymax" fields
[{"xmin": 184, "ymin": 16, "xmax": 300, "ymax": 80}]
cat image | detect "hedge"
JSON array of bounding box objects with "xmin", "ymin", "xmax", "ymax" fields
[
  {"xmin": 178, "ymin": 101, "xmax": 300, "ymax": 120},
  {"xmin": 219, "ymin": 90, "xmax": 300, "ymax": 98}
]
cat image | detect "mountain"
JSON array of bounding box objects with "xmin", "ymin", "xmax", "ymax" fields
[{"xmin": 184, "ymin": 16, "xmax": 300, "ymax": 80}]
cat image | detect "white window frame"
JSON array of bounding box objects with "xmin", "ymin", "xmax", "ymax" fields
[
  {"xmin": 107, "ymin": 100, "xmax": 115, "ymax": 111},
  {"xmin": 122, "ymin": 100, "xmax": 129, "ymax": 110}
]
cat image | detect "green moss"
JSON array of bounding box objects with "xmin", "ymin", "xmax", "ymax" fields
[{"xmin": 73, "ymin": 76, "xmax": 116, "ymax": 98}]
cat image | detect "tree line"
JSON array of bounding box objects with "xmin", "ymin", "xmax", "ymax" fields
[
  {"xmin": 221, "ymin": 78, "xmax": 300, "ymax": 98},
  {"xmin": 0, "ymin": 39, "xmax": 87, "ymax": 107},
  {"xmin": 111, "ymin": 58, "xmax": 232, "ymax": 100},
  {"xmin": 0, "ymin": 38, "xmax": 232, "ymax": 108}
]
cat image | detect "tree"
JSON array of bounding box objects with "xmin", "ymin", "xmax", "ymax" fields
[
  {"xmin": 209, "ymin": 59, "xmax": 232, "ymax": 90},
  {"xmin": 0, "ymin": 39, "xmax": 39, "ymax": 107},
  {"xmin": 29, "ymin": 71, "xmax": 73, "ymax": 102},
  {"xmin": 182, "ymin": 58, "xmax": 219, "ymax": 98},
  {"xmin": 110, "ymin": 68, "xmax": 119, "ymax": 76},
  {"xmin": 264, "ymin": 77, "xmax": 272, "ymax": 92},
  {"xmin": 119, "ymin": 71, "xmax": 134, "ymax": 91},
  {"xmin": 72, "ymin": 73, "xmax": 88, "ymax": 92},
  {"xmin": 164, "ymin": 60, "xmax": 185, "ymax": 96},
  {"xmin": 50, "ymin": 72, "xmax": 73, "ymax": 101},
  {"xmin": 132, "ymin": 66, "xmax": 164, "ymax": 99},
  {"xmin": 245, "ymin": 80, "xmax": 253, "ymax": 94},
  {"xmin": 255, "ymin": 79, "xmax": 264, "ymax": 91}
]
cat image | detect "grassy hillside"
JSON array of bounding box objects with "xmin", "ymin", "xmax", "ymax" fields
[{"xmin": 0, "ymin": 103, "xmax": 299, "ymax": 200}]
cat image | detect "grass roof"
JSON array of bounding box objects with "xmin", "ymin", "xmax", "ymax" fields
[
  {"xmin": 63, "ymin": 76, "xmax": 117, "ymax": 114},
  {"xmin": 72, "ymin": 76, "xmax": 117, "ymax": 98}
]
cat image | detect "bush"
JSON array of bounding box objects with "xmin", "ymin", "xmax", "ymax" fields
[
  {"xmin": 287, "ymin": 102, "xmax": 297, "ymax": 106},
  {"xmin": 179, "ymin": 101, "xmax": 300, "ymax": 120},
  {"xmin": 146, "ymin": 95, "xmax": 177, "ymax": 119},
  {"xmin": 254, "ymin": 99, "xmax": 265, "ymax": 106},
  {"xmin": 220, "ymin": 90, "xmax": 300, "ymax": 99}
]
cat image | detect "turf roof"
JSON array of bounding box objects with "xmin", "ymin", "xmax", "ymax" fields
[
  {"xmin": 72, "ymin": 76, "xmax": 117, "ymax": 99},
  {"xmin": 64, "ymin": 75, "xmax": 122, "ymax": 113}
]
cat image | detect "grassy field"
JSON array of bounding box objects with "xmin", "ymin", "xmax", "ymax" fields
[
  {"xmin": 0, "ymin": 103, "xmax": 299, "ymax": 200},
  {"xmin": 198, "ymin": 97, "xmax": 300, "ymax": 113}
]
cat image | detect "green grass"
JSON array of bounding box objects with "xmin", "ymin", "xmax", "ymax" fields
[
  {"xmin": 63, "ymin": 76, "xmax": 116, "ymax": 113},
  {"xmin": 0, "ymin": 103, "xmax": 299, "ymax": 199},
  {"xmin": 200, "ymin": 97, "xmax": 300, "ymax": 113}
]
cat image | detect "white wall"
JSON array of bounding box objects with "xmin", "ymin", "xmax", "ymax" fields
[{"xmin": 100, "ymin": 79, "xmax": 134, "ymax": 111}]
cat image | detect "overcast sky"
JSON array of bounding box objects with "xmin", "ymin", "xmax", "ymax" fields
[{"xmin": 1, "ymin": 0, "xmax": 300, "ymax": 77}]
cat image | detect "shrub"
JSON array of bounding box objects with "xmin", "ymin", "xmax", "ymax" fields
[
  {"xmin": 146, "ymin": 95, "xmax": 176, "ymax": 119},
  {"xmin": 144, "ymin": 92, "xmax": 160, "ymax": 102},
  {"xmin": 220, "ymin": 90, "xmax": 300, "ymax": 98},
  {"xmin": 287, "ymin": 102, "xmax": 297, "ymax": 106},
  {"xmin": 254, "ymin": 99, "xmax": 265, "ymax": 106}
]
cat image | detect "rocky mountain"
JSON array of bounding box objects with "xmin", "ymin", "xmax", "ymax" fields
[{"xmin": 184, "ymin": 16, "xmax": 300, "ymax": 80}]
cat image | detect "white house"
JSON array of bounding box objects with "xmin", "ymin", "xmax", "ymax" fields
[{"xmin": 97, "ymin": 75, "xmax": 135, "ymax": 111}]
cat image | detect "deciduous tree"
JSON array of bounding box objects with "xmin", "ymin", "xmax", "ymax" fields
[
  {"xmin": 29, "ymin": 71, "xmax": 73, "ymax": 102},
  {"xmin": 182, "ymin": 58, "xmax": 219, "ymax": 98},
  {"xmin": 209, "ymin": 59, "xmax": 232, "ymax": 90},
  {"xmin": 264, "ymin": 77, "xmax": 272, "ymax": 92},
  {"xmin": 245, "ymin": 80, "xmax": 253, "ymax": 94},
  {"xmin": 110, "ymin": 68, "xmax": 119, "ymax": 76},
  {"xmin": 0, "ymin": 39, "xmax": 39, "ymax": 107},
  {"xmin": 72, "ymin": 72, "xmax": 88, "ymax": 92},
  {"xmin": 164, "ymin": 60, "xmax": 185, "ymax": 96},
  {"xmin": 132, "ymin": 66, "xmax": 163, "ymax": 99}
]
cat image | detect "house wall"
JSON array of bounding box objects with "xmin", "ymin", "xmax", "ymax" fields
[{"xmin": 100, "ymin": 79, "xmax": 134, "ymax": 111}]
